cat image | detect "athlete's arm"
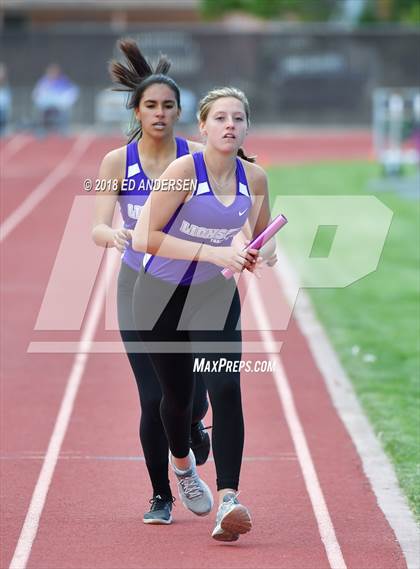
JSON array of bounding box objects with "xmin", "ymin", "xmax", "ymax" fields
[
  {"xmin": 92, "ymin": 147, "xmax": 130, "ymax": 252},
  {"xmin": 132, "ymin": 155, "xmax": 201, "ymax": 259},
  {"xmin": 246, "ymin": 162, "xmax": 277, "ymax": 263},
  {"xmin": 132, "ymin": 155, "xmax": 257, "ymax": 272}
]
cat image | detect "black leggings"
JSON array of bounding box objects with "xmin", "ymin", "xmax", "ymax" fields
[
  {"xmin": 132, "ymin": 269, "xmax": 244, "ymax": 491},
  {"xmin": 117, "ymin": 262, "xmax": 208, "ymax": 499}
]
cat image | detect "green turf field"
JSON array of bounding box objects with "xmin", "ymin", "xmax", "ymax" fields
[{"xmin": 268, "ymin": 161, "xmax": 420, "ymax": 521}]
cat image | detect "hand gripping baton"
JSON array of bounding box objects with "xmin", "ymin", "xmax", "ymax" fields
[{"xmin": 221, "ymin": 214, "xmax": 288, "ymax": 279}]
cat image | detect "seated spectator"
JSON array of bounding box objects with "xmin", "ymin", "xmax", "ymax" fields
[
  {"xmin": 32, "ymin": 63, "xmax": 79, "ymax": 135},
  {"xmin": 0, "ymin": 63, "xmax": 12, "ymax": 136}
]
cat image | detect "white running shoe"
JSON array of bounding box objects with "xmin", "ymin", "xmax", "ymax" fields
[
  {"xmin": 212, "ymin": 492, "xmax": 252, "ymax": 542},
  {"xmin": 169, "ymin": 449, "xmax": 213, "ymax": 516}
]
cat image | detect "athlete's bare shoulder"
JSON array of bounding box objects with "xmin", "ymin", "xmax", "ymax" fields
[
  {"xmin": 99, "ymin": 145, "xmax": 126, "ymax": 180},
  {"xmin": 240, "ymin": 158, "xmax": 268, "ymax": 196},
  {"xmin": 160, "ymin": 153, "xmax": 196, "ymax": 180},
  {"xmin": 186, "ymin": 139, "xmax": 205, "ymax": 153}
]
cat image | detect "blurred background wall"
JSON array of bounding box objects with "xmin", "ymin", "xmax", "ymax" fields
[{"xmin": 0, "ymin": 0, "xmax": 419, "ymax": 129}]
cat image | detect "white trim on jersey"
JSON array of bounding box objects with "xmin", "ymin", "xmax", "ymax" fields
[
  {"xmin": 195, "ymin": 182, "xmax": 211, "ymax": 196},
  {"xmin": 143, "ymin": 253, "xmax": 152, "ymax": 267},
  {"xmin": 239, "ymin": 182, "xmax": 250, "ymax": 197},
  {"xmin": 127, "ymin": 163, "xmax": 141, "ymax": 178}
]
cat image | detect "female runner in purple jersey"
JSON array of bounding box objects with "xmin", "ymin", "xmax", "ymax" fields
[
  {"xmin": 132, "ymin": 87, "xmax": 277, "ymax": 541},
  {"xmin": 92, "ymin": 39, "xmax": 210, "ymax": 525}
]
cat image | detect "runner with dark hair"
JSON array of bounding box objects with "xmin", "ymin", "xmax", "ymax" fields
[{"xmin": 92, "ymin": 39, "xmax": 210, "ymax": 525}]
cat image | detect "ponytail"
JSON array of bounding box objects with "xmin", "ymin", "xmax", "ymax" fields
[
  {"xmin": 108, "ymin": 38, "xmax": 181, "ymax": 142},
  {"xmin": 237, "ymin": 147, "xmax": 256, "ymax": 163},
  {"xmin": 109, "ymin": 39, "xmax": 153, "ymax": 93}
]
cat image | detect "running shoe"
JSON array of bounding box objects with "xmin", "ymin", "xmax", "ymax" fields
[
  {"xmin": 169, "ymin": 449, "xmax": 213, "ymax": 516},
  {"xmin": 211, "ymin": 492, "xmax": 252, "ymax": 542},
  {"xmin": 190, "ymin": 421, "xmax": 211, "ymax": 466},
  {"xmin": 143, "ymin": 494, "xmax": 174, "ymax": 525}
]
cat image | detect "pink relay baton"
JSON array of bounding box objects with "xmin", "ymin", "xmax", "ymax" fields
[{"xmin": 221, "ymin": 214, "xmax": 288, "ymax": 279}]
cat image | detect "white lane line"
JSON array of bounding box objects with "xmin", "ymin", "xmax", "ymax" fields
[
  {"xmin": 0, "ymin": 133, "xmax": 94, "ymax": 243},
  {"xmin": 27, "ymin": 340, "xmax": 281, "ymax": 353},
  {"xmin": 8, "ymin": 251, "xmax": 119, "ymax": 569},
  {"xmin": 273, "ymin": 249, "xmax": 420, "ymax": 569},
  {"xmin": 249, "ymin": 275, "xmax": 347, "ymax": 569},
  {"xmin": 1, "ymin": 453, "xmax": 298, "ymax": 463},
  {"xmin": 0, "ymin": 135, "xmax": 32, "ymax": 164}
]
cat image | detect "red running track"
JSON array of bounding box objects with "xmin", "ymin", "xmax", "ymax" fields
[{"xmin": 0, "ymin": 132, "xmax": 406, "ymax": 568}]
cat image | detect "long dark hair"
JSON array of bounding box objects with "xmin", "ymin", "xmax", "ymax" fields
[{"xmin": 109, "ymin": 38, "xmax": 181, "ymax": 142}]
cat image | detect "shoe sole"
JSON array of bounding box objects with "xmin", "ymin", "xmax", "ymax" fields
[
  {"xmin": 177, "ymin": 478, "xmax": 214, "ymax": 517},
  {"xmin": 212, "ymin": 505, "xmax": 252, "ymax": 541},
  {"xmin": 143, "ymin": 515, "xmax": 172, "ymax": 525},
  {"xmin": 211, "ymin": 528, "xmax": 239, "ymax": 542}
]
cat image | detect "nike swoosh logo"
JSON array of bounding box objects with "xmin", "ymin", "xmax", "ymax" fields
[{"xmin": 239, "ymin": 209, "xmax": 248, "ymax": 216}]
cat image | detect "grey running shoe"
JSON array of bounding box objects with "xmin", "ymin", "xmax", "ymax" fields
[
  {"xmin": 211, "ymin": 492, "xmax": 252, "ymax": 542},
  {"xmin": 169, "ymin": 449, "xmax": 213, "ymax": 516},
  {"xmin": 143, "ymin": 495, "xmax": 174, "ymax": 525}
]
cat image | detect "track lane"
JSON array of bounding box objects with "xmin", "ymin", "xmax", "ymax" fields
[
  {"xmin": 24, "ymin": 327, "xmax": 331, "ymax": 568},
  {"xmin": 18, "ymin": 263, "xmax": 331, "ymax": 567},
  {"xmin": 1, "ymin": 133, "xmax": 411, "ymax": 569},
  {"xmin": 250, "ymin": 266, "xmax": 407, "ymax": 569},
  {"xmin": 0, "ymin": 135, "xmax": 33, "ymax": 165},
  {"xmin": 0, "ymin": 135, "xmax": 120, "ymax": 567},
  {"xmin": 0, "ymin": 136, "xmax": 75, "ymax": 223}
]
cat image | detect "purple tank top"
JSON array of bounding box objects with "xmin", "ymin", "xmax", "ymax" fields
[
  {"xmin": 143, "ymin": 152, "xmax": 252, "ymax": 285},
  {"xmin": 118, "ymin": 137, "xmax": 190, "ymax": 271}
]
